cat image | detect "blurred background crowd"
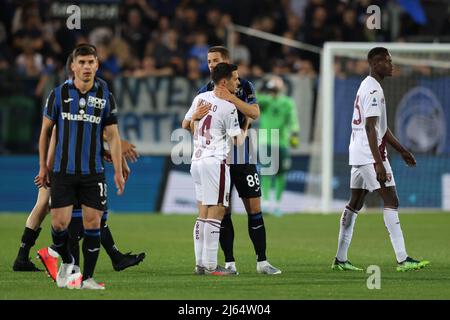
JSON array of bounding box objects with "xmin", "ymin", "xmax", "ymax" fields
[
  {"xmin": 2, "ymin": 0, "xmax": 450, "ymax": 86},
  {"xmin": 1, "ymin": 0, "xmax": 450, "ymax": 153}
]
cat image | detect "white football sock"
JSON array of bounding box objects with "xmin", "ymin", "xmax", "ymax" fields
[
  {"xmin": 336, "ymin": 207, "xmax": 358, "ymax": 262},
  {"xmin": 202, "ymin": 219, "xmax": 222, "ymax": 271},
  {"xmin": 257, "ymin": 260, "xmax": 269, "ymax": 268},
  {"xmin": 383, "ymin": 208, "xmax": 408, "ymax": 262},
  {"xmin": 193, "ymin": 218, "xmax": 205, "ymax": 267},
  {"xmin": 224, "ymin": 261, "xmax": 236, "ymax": 271}
]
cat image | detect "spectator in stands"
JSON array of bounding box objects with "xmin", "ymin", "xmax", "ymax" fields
[
  {"xmin": 96, "ymin": 42, "xmax": 121, "ymax": 89},
  {"xmin": 215, "ymin": 13, "xmax": 233, "ymax": 44},
  {"xmin": 303, "ymin": 6, "xmax": 334, "ymax": 71},
  {"xmin": 230, "ymin": 32, "xmax": 251, "ymax": 66},
  {"xmin": 12, "ymin": 12, "xmax": 44, "ymax": 54},
  {"xmin": 122, "ymin": 8, "xmax": 150, "ymax": 60},
  {"xmin": 152, "ymin": 28, "xmax": 185, "ymax": 74},
  {"xmin": 188, "ymin": 31, "xmax": 209, "ymax": 76},
  {"xmin": 130, "ymin": 55, "xmax": 173, "ymax": 78},
  {"xmin": 339, "ymin": 8, "xmax": 367, "ymax": 42},
  {"xmin": 121, "ymin": 0, "xmax": 158, "ymax": 29},
  {"xmin": 173, "ymin": 7, "xmax": 198, "ymax": 47},
  {"xmin": 204, "ymin": 7, "xmax": 224, "ymax": 45},
  {"xmin": 237, "ymin": 61, "xmax": 251, "ymax": 79},
  {"xmin": 293, "ymin": 58, "xmax": 316, "ymax": 77},
  {"xmin": 244, "ymin": 16, "xmax": 277, "ymax": 71},
  {"xmin": 185, "ymin": 57, "xmax": 202, "ymax": 81},
  {"xmin": 155, "ymin": 16, "xmax": 171, "ymax": 42},
  {"xmin": 286, "ymin": 13, "xmax": 304, "ymax": 41},
  {"xmin": 16, "ymin": 40, "xmax": 43, "ymax": 78}
]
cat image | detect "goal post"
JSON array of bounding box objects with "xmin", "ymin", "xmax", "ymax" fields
[{"xmin": 319, "ymin": 42, "xmax": 450, "ymax": 213}]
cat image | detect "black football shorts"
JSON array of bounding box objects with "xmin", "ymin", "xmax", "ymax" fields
[
  {"xmin": 230, "ymin": 164, "xmax": 262, "ymax": 198},
  {"xmin": 50, "ymin": 172, "xmax": 107, "ymax": 211}
]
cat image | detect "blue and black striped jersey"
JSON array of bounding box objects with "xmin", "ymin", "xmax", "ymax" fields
[
  {"xmin": 197, "ymin": 78, "xmax": 258, "ymax": 128},
  {"xmin": 43, "ymin": 77, "xmax": 117, "ymax": 175}
]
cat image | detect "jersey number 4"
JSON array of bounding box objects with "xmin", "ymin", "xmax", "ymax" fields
[{"xmin": 199, "ymin": 115, "xmax": 212, "ymax": 145}]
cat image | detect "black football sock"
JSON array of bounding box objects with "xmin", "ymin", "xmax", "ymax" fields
[
  {"xmin": 219, "ymin": 213, "xmax": 235, "ymax": 263},
  {"xmin": 248, "ymin": 212, "xmax": 267, "ymax": 262},
  {"xmin": 68, "ymin": 217, "xmax": 84, "ymax": 266},
  {"xmin": 51, "ymin": 227, "xmax": 72, "ymax": 263},
  {"xmin": 82, "ymin": 229, "xmax": 101, "ymax": 280},
  {"xmin": 17, "ymin": 227, "xmax": 41, "ymax": 260},
  {"xmin": 100, "ymin": 219, "xmax": 122, "ymax": 262}
]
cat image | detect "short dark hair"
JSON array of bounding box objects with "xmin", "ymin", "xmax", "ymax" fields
[
  {"xmin": 208, "ymin": 46, "xmax": 230, "ymax": 60},
  {"xmin": 367, "ymin": 47, "xmax": 389, "ymax": 62},
  {"xmin": 72, "ymin": 43, "xmax": 97, "ymax": 59},
  {"xmin": 211, "ymin": 63, "xmax": 238, "ymax": 84}
]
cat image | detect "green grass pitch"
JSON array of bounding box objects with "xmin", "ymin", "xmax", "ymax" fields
[{"xmin": 0, "ymin": 213, "xmax": 449, "ymax": 300}]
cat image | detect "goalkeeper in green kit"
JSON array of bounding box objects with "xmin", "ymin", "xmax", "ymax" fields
[{"xmin": 258, "ymin": 76, "xmax": 300, "ymax": 216}]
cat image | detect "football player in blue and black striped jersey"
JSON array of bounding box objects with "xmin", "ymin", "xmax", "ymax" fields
[{"xmin": 36, "ymin": 44, "xmax": 124, "ymax": 289}]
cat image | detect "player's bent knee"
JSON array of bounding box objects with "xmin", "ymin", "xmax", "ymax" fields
[
  {"xmin": 385, "ymin": 193, "xmax": 399, "ymax": 209},
  {"xmin": 386, "ymin": 198, "xmax": 399, "ymax": 209},
  {"xmin": 83, "ymin": 221, "xmax": 101, "ymax": 229},
  {"xmin": 242, "ymin": 197, "xmax": 261, "ymax": 214},
  {"xmin": 51, "ymin": 221, "xmax": 69, "ymax": 231},
  {"xmin": 82, "ymin": 213, "xmax": 102, "ymax": 227},
  {"xmin": 347, "ymin": 201, "xmax": 359, "ymax": 212}
]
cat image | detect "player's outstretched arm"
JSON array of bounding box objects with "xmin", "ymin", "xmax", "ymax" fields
[
  {"xmin": 365, "ymin": 117, "xmax": 387, "ymax": 183},
  {"xmin": 104, "ymin": 124, "xmax": 125, "ymax": 195},
  {"xmin": 385, "ymin": 128, "xmax": 416, "ymax": 167},
  {"xmin": 215, "ymin": 85, "xmax": 260, "ymax": 120}
]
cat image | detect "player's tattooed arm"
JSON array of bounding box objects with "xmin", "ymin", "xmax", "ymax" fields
[
  {"xmin": 365, "ymin": 117, "xmax": 386, "ymax": 183},
  {"xmin": 385, "ymin": 128, "xmax": 416, "ymax": 167}
]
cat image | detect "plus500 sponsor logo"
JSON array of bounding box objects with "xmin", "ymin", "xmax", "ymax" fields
[{"xmin": 61, "ymin": 112, "xmax": 101, "ymax": 124}]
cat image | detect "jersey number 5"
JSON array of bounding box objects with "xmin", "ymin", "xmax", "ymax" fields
[{"xmin": 353, "ymin": 95, "xmax": 362, "ymax": 125}]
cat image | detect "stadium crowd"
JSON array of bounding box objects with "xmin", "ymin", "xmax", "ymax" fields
[
  {"xmin": 2, "ymin": 0, "xmax": 449, "ymax": 84},
  {"xmin": 0, "ymin": 0, "xmax": 449, "ymax": 153}
]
